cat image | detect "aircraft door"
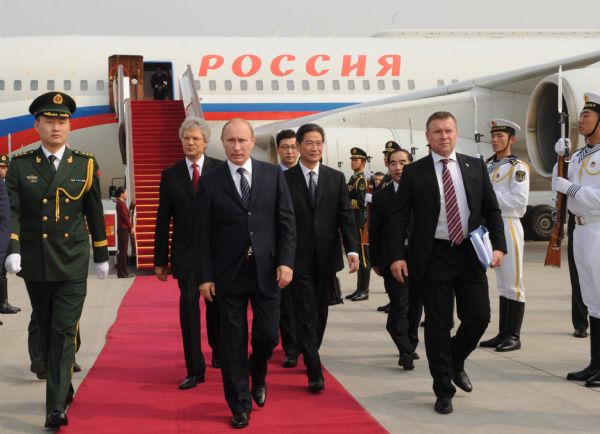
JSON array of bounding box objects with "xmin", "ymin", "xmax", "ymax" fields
[
  {"xmin": 144, "ymin": 61, "xmax": 174, "ymax": 100},
  {"xmin": 108, "ymin": 55, "xmax": 144, "ymax": 109}
]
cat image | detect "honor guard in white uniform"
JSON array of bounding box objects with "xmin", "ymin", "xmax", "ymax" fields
[
  {"xmin": 553, "ymin": 92, "xmax": 600, "ymax": 387},
  {"xmin": 480, "ymin": 119, "xmax": 529, "ymax": 352}
]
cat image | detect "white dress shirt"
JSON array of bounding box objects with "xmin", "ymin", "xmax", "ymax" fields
[
  {"xmin": 393, "ymin": 180, "xmax": 399, "ymax": 193},
  {"xmin": 227, "ymin": 158, "xmax": 253, "ymax": 196},
  {"xmin": 298, "ymin": 161, "xmax": 319, "ymax": 187},
  {"xmin": 41, "ymin": 144, "xmax": 66, "ymax": 170},
  {"xmin": 431, "ymin": 151, "xmax": 470, "ymax": 240},
  {"xmin": 186, "ymin": 154, "xmax": 205, "ymax": 179}
]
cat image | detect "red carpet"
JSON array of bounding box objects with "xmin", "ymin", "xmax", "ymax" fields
[{"xmin": 63, "ymin": 276, "xmax": 388, "ymax": 433}]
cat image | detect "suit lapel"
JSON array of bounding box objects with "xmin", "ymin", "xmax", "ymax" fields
[
  {"xmin": 218, "ymin": 162, "xmax": 246, "ymax": 209},
  {"xmin": 32, "ymin": 147, "xmax": 53, "ymax": 185},
  {"xmin": 177, "ymin": 160, "xmax": 195, "ymax": 199},
  {"xmin": 314, "ymin": 165, "xmax": 326, "ymax": 208},
  {"xmin": 45, "ymin": 148, "xmax": 77, "ymax": 195},
  {"xmin": 290, "ymin": 164, "xmax": 312, "ymax": 207},
  {"xmin": 249, "ymin": 159, "xmax": 260, "ymax": 209},
  {"xmin": 423, "ymin": 155, "xmax": 439, "ymax": 201},
  {"xmin": 456, "ymin": 153, "xmax": 473, "ymax": 208}
]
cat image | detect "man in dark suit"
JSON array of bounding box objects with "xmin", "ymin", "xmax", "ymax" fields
[
  {"xmin": 154, "ymin": 117, "xmax": 222, "ymax": 390},
  {"xmin": 390, "ymin": 111, "xmax": 506, "ymax": 415},
  {"xmin": 370, "ymin": 148, "xmax": 422, "ymax": 370},
  {"xmin": 285, "ymin": 123, "xmax": 359, "ymax": 393},
  {"xmin": 197, "ymin": 118, "xmax": 296, "ymax": 429}
]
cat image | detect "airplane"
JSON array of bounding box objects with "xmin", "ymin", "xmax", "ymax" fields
[{"xmin": 2, "ymin": 30, "xmax": 600, "ymax": 247}]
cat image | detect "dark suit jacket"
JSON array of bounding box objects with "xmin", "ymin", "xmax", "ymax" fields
[
  {"xmin": 284, "ymin": 164, "xmax": 358, "ymax": 275},
  {"xmin": 154, "ymin": 156, "xmax": 222, "ymax": 279},
  {"xmin": 196, "ymin": 158, "xmax": 296, "ymax": 295},
  {"xmin": 370, "ymin": 182, "xmax": 399, "ymax": 273},
  {"xmin": 390, "ymin": 153, "xmax": 506, "ymax": 282}
]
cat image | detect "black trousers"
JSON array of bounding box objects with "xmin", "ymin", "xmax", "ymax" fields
[
  {"xmin": 290, "ymin": 262, "xmax": 333, "ymax": 382},
  {"xmin": 279, "ymin": 285, "xmax": 298, "ymax": 358},
  {"xmin": 116, "ymin": 228, "xmax": 129, "ymax": 277},
  {"xmin": 568, "ymin": 212, "xmax": 588, "ymax": 330},
  {"xmin": 25, "ymin": 279, "xmax": 86, "ymax": 413},
  {"xmin": 420, "ymin": 240, "xmax": 490, "ymax": 398},
  {"xmin": 217, "ymin": 258, "xmax": 280, "ymax": 415},
  {"xmin": 177, "ymin": 277, "xmax": 219, "ymax": 377},
  {"xmin": 384, "ymin": 268, "xmax": 423, "ymax": 355}
]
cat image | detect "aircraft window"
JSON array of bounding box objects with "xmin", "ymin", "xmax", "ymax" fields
[
  {"xmin": 271, "ymin": 80, "xmax": 279, "ymax": 91},
  {"xmin": 80, "ymin": 80, "xmax": 88, "ymax": 91},
  {"xmin": 437, "ymin": 79, "xmax": 445, "ymax": 86},
  {"xmin": 194, "ymin": 80, "xmax": 201, "ymax": 90},
  {"xmin": 362, "ymin": 80, "xmax": 370, "ymax": 90},
  {"xmin": 377, "ymin": 80, "xmax": 385, "ymax": 91},
  {"xmin": 64, "ymin": 80, "xmax": 72, "ymax": 91},
  {"xmin": 0, "ymin": 80, "xmax": 4, "ymax": 91},
  {"xmin": 96, "ymin": 80, "xmax": 105, "ymax": 91},
  {"xmin": 392, "ymin": 80, "xmax": 400, "ymax": 90},
  {"xmin": 30, "ymin": 80, "xmax": 39, "ymax": 91},
  {"xmin": 47, "ymin": 80, "xmax": 55, "ymax": 90},
  {"xmin": 240, "ymin": 80, "xmax": 248, "ymax": 91},
  {"xmin": 209, "ymin": 80, "xmax": 216, "ymax": 91},
  {"xmin": 347, "ymin": 80, "xmax": 355, "ymax": 91},
  {"xmin": 13, "ymin": 80, "xmax": 22, "ymax": 91},
  {"xmin": 224, "ymin": 80, "xmax": 232, "ymax": 91},
  {"xmin": 317, "ymin": 80, "xmax": 325, "ymax": 91},
  {"xmin": 408, "ymin": 79, "xmax": 415, "ymax": 90},
  {"xmin": 332, "ymin": 80, "xmax": 340, "ymax": 91},
  {"xmin": 256, "ymin": 80, "xmax": 263, "ymax": 91},
  {"xmin": 287, "ymin": 80, "xmax": 294, "ymax": 91},
  {"xmin": 302, "ymin": 80, "xmax": 310, "ymax": 91}
]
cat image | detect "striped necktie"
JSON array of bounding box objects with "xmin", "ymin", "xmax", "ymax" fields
[
  {"xmin": 442, "ymin": 159, "xmax": 464, "ymax": 245},
  {"xmin": 237, "ymin": 167, "xmax": 250, "ymax": 208}
]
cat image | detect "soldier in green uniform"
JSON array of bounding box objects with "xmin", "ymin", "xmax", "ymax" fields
[
  {"xmin": 345, "ymin": 147, "xmax": 371, "ymax": 301},
  {"xmin": 4, "ymin": 91, "xmax": 109, "ymax": 430}
]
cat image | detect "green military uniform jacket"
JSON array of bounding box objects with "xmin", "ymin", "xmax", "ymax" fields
[
  {"xmin": 6, "ymin": 146, "xmax": 108, "ymax": 282},
  {"xmin": 347, "ymin": 171, "xmax": 368, "ymax": 231}
]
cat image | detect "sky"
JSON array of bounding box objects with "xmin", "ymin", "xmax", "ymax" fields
[{"xmin": 1, "ymin": 0, "xmax": 598, "ymax": 37}]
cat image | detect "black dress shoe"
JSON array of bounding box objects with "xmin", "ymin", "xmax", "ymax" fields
[
  {"xmin": 351, "ymin": 291, "xmax": 369, "ymax": 301},
  {"xmin": 412, "ymin": 352, "xmax": 420, "ymax": 360},
  {"xmin": 398, "ymin": 353, "xmax": 414, "ymax": 370},
  {"xmin": 496, "ymin": 334, "xmax": 521, "ymax": 352},
  {"xmin": 44, "ymin": 411, "xmax": 69, "ymax": 429},
  {"xmin": 573, "ymin": 328, "xmax": 588, "ymax": 338},
  {"xmin": 377, "ymin": 303, "xmax": 390, "ymax": 312},
  {"xmin": 73, "ymin": 360, "xmax": 81, "ymax": 372},
  {"xmin": 567, "ymin": 365, "xmax": 600, "ymax": 381},
  {"xmin": 0, "ymin": 302, "xmax": 21, "ymax": 314},
  {"xmin": 452, "ymin": 369, "xmax": 473, "ymax": 393},
  {"xmin": 212, "ymin": 358, "xmax": 221, "ymax": 369},
  {"xmin": 178, "ymin": 375, "xmax": 204, "ymax": 390},
  {"xmin": 479, "ymin": 333, "xmax": 505, "ymax": 348},
  {"xmin": 434, "ymin": 397, "xmax": 453, "ymax": 414},
  {"xmin": 282, "ymin": 355, "xmax": 298, "ymax": 368},
  {"xmin": 251, "ymin": 383, "xmax": 267, "ymax": 407},
  {"xmin": 585, "ymin": 370, "xmax": 600, "ymax": 387},
  {"xmin": 308, "ymin": 378, "xmax": 325, "ymax": 393},
  {"xmin": 345, "ymin": 290, "xmax": 359, "ymax": 300},
  {"xmin": 231, "ymin": 412, "xmax": 250, "ymax": 429}
]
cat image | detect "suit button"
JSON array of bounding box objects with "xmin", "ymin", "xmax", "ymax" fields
[
  {"xmin": 42, "ymin": 216, "xmax": 48, "ymax": 221},
  {"xmin": 42, "ymin": 198, "xmax": 48, "ymax": 204},
  {"xmin": 64, "ymin": 216, "xmax": 70, "ymax": 221},
  {"xmin": 42, "ymin": 233, "xmax": 48, "ymax": 239},
  {"xmin": 248, "ymin": 211, "xmax": 252, "ymax": 216},
  {"xmin": 250, "ymin": 231, "xmax": 254, "ymax": 235},
  {"xmin": 64, "ymin": 233, "xmax": 69, "ymax": 238},
  {"xmin": 65, "ymin": 198, "xmax": 70, "ymax": 203}
]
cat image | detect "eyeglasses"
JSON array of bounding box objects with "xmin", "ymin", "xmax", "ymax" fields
[{"xmin": 279, "ymin": 145, "xmax": 297, "ymax": 150}]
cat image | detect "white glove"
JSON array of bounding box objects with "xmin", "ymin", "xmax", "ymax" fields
[
  {"xmin": 5, "ymin": 253, "xmax": 22, "ymax": 274},
  {"xmin": 552, "ymin": 177, "xmax": 573, "ymax": 195},
  {"xmin": 95, "ymin": 261, "xmax": 109, "ymax": 279},
  {"xmin": 365, "ymin": 192, "xmax": 372, "ymax": 204},
  {"xmin": 555, "ymin": 138, "xmax": 571, "ymax": 156}
]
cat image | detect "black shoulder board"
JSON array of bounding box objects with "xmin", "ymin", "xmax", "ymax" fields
[{"xmin": 12, "ymin": 150, "xmax": 35, "ymax": 159}]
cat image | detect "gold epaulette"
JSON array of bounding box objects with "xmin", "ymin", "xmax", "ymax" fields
[
  {"xmin": 12, "ymin": 150, "xmax": 35, "ymax": 159},
  {"xmin": 72, "ymin": 150, "xmax": 95, "ymax": 158}
]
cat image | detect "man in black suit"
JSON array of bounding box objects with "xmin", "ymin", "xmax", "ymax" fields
[
  {"xmin": 154, "ymin": 117, "xmax": 222, "ymax": 390},
  {"xmin": 390, "ymin": 111, "xmax": 506, "ymax": 414},
  {"xmin": 285, "ymin": 123, "xmax": 359, "ymax": 393},
  {"xmin": 370, "ymin": 148, "xmax": 422, "ymax": 370},
  {"xmin": 197, "ymin": 118, "xmax": 296, "ymax": 429}
]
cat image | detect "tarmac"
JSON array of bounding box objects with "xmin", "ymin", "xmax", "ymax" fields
[{"xmin": 0, "ymin": 241, "xmax": 598, "ymax": 433}]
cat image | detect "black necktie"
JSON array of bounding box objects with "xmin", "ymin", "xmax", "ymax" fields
[
  {"xmin": 308, "ymin": 171, "xmax": 317, "ymax": 206},
  {"xmin": 237, "ymin": 167, "xmax": 250, "ymax": 208},
  {"xmin": 48, "ymin": 155, "xmax": 57, "ymax": 173}
]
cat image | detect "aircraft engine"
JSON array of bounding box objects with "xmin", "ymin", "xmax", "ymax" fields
[{"xmin": 526, "ymin": 67, "xmax": 600, "ymax": 177}]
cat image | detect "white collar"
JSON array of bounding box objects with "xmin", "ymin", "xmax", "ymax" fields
[
  {"xmin": 186, "ymin": 154, "xmax": 205, "ymax": 169},
  {"xmin": 227, "ymin": 158, "xmax": 253, "ymax": 176},
  {"xmin": 41, "ymin": 144, "xmax": 66, "ymax": 161},
  {"xmin": 431, "ymin": 150, "xmax": 458, "ymax": 164},
  {"xmin": 299, "ymin": 160, "xmax": 320, "ymax": 177}
]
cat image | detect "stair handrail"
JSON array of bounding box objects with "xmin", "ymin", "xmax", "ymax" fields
[{"xmin": 179, "ymin": 64, "xmax": 204, "ymax": 118}]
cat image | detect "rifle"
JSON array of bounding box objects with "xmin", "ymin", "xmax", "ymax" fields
[{"xmin": 545, "ymin": 66, "xmax": 569, "ymax": 267}]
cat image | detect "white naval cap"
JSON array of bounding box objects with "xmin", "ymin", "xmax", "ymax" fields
[
  {"xmin": 583, "ymin": 92, "xmax": 600, "ymax": 114},
  {"xmin": 488, "ymin": 119, "xmax": 521, "ymax": 136}
]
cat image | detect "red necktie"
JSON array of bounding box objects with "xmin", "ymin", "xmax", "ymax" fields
[
  {"xmin": 442, "ymin": 159, "xmax": 464, "ymax": 245},
  {"xmin": 192, "ymin": 163, "xmax": 200, "ymax": 192}
]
